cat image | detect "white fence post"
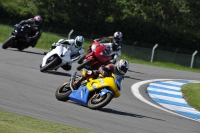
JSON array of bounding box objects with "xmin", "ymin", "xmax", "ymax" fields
[
  {"xmin": 190, "ymin": 50, "xmax": 198, "ymax": 68},
  {"xmin": 68, "ymin": 29, "xmax": 74, "ymax": 39},
  {"xmin": 151, "ymin": 44, "xmax": 158, "ymax": 62}
]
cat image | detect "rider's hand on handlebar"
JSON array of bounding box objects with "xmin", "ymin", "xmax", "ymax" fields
[
  {"xmin": 26, "ymin": 36, "xmax": 32, "ymax": 43},
  {"xmin": 14, "ymin": 24, "xmax": 19, "ymax": 27}
]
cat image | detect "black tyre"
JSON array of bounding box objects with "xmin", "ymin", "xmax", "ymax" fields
[
  {"xmin": 77, "ymin": 50, "xmax": 91, "ymax": 64},
  {"xmin": 2, "ymin": 36, "xmax": 15, "ymax": 49},
  {"xmin": 55, "ymin": 82, "xmax": 72, "ymax": 101},
  {"xmin": 77, "ymin": 54, "xmax": 86, "ymax": 64},
  {"xmin": 77, "ymin": 59, "xmax": 93, "ymax": 71},
  {"xmin": 87, "ymin": 92, "xmax": 113, "ymax": 110},
  {"xmin": 17, "ymin": 44, "xmax": 25, "ymax": 51},
  {"xmin": 40, "ymin": 56, "xmax": 61, "ymax": 72}
]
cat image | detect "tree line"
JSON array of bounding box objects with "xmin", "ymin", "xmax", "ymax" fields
[{"xmin": 0, "ymin": 0, "xmax": 200, "ymax": 55}]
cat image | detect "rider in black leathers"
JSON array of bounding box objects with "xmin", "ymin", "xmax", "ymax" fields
[{"xmin": 17, "ymin": 15, "xmax": 43, "ymax": 47}]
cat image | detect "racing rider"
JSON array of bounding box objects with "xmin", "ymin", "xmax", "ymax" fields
[
  {"xmin": 74, "ymin": 59, "xmax": 129, "ymax": 89},
  {"xmin": 50, "ymin": 36, "xmax": 84, "ymax": 71},
  {"xmin": 17, "ymin": 15, "xmax": 43, "ymax": 47},
  {"xmin": 93, "ymin": 31, "xmax": 123, "ymax": 63}
]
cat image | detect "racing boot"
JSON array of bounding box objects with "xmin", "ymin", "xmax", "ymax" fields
[{"xmin": 73, "ymin": 77, "xmax": 84, "ymax": 89}]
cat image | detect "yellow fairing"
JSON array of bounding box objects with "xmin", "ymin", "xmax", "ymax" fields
[{"xmin": 84, "ymin": 73, "xmax": 121, "ymax": 98}]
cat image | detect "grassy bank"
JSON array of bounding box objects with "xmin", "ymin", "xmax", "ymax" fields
[
  {"xmin": 182, "ymin": 83, "xmax": 200, "ymax": 111},
  {"xmin": 0, "ymin": 111, "xmax": 94, "ymax": 133},
  {"xmin": 0, "ymin": 24, "xmax": 200, "ymax": 132}
]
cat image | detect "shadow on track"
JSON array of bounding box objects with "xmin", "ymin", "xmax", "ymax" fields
[
  {"xmin": 7, "ymin": 48, "xmax": 44, "ymax": 55},
  {"xmin": 44, "ymin": 71, "xmax": 71, "ymax": 77},
  {"xmin": 128, "ymin": 69, "xmax": 146, "ymax": 75},
  {"xmin": 124, "ymin": 75, "xmax": 143, "ymax": 81},
  {"xmin": 99, "ymin": 108, "xmax": 165, "ymax": 121}
]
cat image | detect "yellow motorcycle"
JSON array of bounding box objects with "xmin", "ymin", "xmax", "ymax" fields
[{"xmin": 55, "ymin": 70, "xmax": 122, "ymax": 110}]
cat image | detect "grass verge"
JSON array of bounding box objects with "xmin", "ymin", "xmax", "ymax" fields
[
  {"xmin": 0, "ymin": 110, "xmax": 94, "ymax": 133},
  {"xmin": 182, "ymin": 83, "xmax": 200, "ymax": 111}
]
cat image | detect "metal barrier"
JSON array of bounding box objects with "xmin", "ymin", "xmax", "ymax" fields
[{"xmin": 122, "ymin": 44, "xmax": 200, "ymax": 69}]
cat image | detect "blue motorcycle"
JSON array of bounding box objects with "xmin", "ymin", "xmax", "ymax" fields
[{"xmin": 55, "ymin": 71, "xmax": 121, "ymax": 110}]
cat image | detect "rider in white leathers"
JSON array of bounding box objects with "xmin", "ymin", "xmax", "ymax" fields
[{"xmin": 50, "ymin": 36, "xmax": 84, "ymax": 71}]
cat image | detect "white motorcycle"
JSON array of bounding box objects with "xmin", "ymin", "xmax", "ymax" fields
[{"xmin": 40, "ymin": 44, "xmax": 71, "ymax": 72}]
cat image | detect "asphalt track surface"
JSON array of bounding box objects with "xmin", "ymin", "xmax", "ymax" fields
[{"xmin": 0, "ymin": 47, "xmax": 200, "ymax": 133}]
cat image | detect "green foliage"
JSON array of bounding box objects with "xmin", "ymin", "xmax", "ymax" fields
[{"xmin": 0, "ymin": 1, "xmax": 37, "ymax": 20}]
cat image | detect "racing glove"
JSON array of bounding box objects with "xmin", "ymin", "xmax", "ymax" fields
[
  {"xmin": 98, "ymin": 66, "xmax": 109, "ymax": 77},
  {"xmin": 26, "ymin": 35, "xmax": 32, "ymax": 43}
]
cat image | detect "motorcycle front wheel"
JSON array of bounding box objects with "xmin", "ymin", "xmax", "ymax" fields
[
  {"xmin": 2, "ymin": 36, "xmax": 15, "ymax": 49},
  {"xmin": 77, "ymin": 50, "xmax": 92, "ymax": 64},
  {"xmin": 55, "ymin": 82, "xmax": 72, "ymax": 101},
  {"xmin": 77, "ymin": 59, "xmax": 93, "ymax": 71},
  {"xmin": 87, "ymin": 92, "xmax": 113, "ymax": 110},
  {"xmin": 40, "ymin": 56, "xmax": 61, "ymax": 72}
]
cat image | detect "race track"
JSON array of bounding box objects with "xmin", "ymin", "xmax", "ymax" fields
[{"xmin": 0, "ymin": 47, "xmax": 200, "ymax": 133}]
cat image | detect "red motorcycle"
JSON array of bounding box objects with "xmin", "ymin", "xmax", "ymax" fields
[
  {"xmin": 77, "ymin": 41, "xmax": 100, "ymax": 64},
  {"xmin": 77, "ymin": 43, "xmax": 112, "ymax": 70}
]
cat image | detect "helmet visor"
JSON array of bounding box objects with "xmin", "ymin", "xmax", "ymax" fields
[
  {"xmin": 76, "ymin": 41, "xmax": 82, "ymax": 47},
  {"xmin": 114, "ymin": 37, "xmax": 121, "ymax": 41}
]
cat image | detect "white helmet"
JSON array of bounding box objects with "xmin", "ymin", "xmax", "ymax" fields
[
  {"xmin": 75, "ymin": 36, "xmax": 84, "ymax": 48},
  {"xmin": 115, "ymin": 59, "xmax": 129, "ymax": 75},
  {"xmin": 114, "ymin": 31, "xmax": 122, "ymax": 41}
]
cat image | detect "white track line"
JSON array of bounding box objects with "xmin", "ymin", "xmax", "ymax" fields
[{"xmin": 131, "ymin": 79, "xmax": 200, "ymax": 122}]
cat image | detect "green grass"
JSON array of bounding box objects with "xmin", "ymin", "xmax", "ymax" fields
[
  {"xmin": 120, "ymin": 54, "xmax": 200, "ymax": 73},
  {"xmin": 182, "ymin": 83, "xmax": 200, "ymax": 111},
  {"xmin": 0, "ymin": 24, "xmax": 200, "ymax": 132},
  {"xmin": 0, "ymin": 111, "xmax": 94, "ymax": 133}
]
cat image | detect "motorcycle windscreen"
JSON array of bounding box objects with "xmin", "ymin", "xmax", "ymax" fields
[
  {"xmin": 91, "ymin": 41, "xmax": 100, "ymax": 51},
  {"xmin": 94, "ymin": 45, "xmax": 112, "ymax": 63},
  {"xmin": 16, "ymin": 25, "xmax": 31, "ymax": 36},
  {"xmin": 68, "ymin": 86, "xmax": 90, "ymax": 106}
]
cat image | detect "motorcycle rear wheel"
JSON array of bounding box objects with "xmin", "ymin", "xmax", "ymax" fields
[
  {"xmin": 17, "ymin": 44, "xmax": 25, "ymax": 51},
  {"xmin": 55, "ymin": 82, "xmax": 72, "ymax": 101},
  {"xmin": 40, "ymin": 56, "xmax": 61, "ymax": 72},
  {"xmin": 87, "ymin": 92, "xmax": 113, "ymax": 110},
  {"xmin": 2, "ymin": 36, "xmax": 15, "ymax": 49},
  {"xmin": 77, "ymin": 59, "xmax": 93, "ymax": 71}
]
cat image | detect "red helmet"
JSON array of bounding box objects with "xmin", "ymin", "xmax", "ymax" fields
[{"xmin": 34, "ymin": 15, "xmax": 42, "ymax": 25}]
